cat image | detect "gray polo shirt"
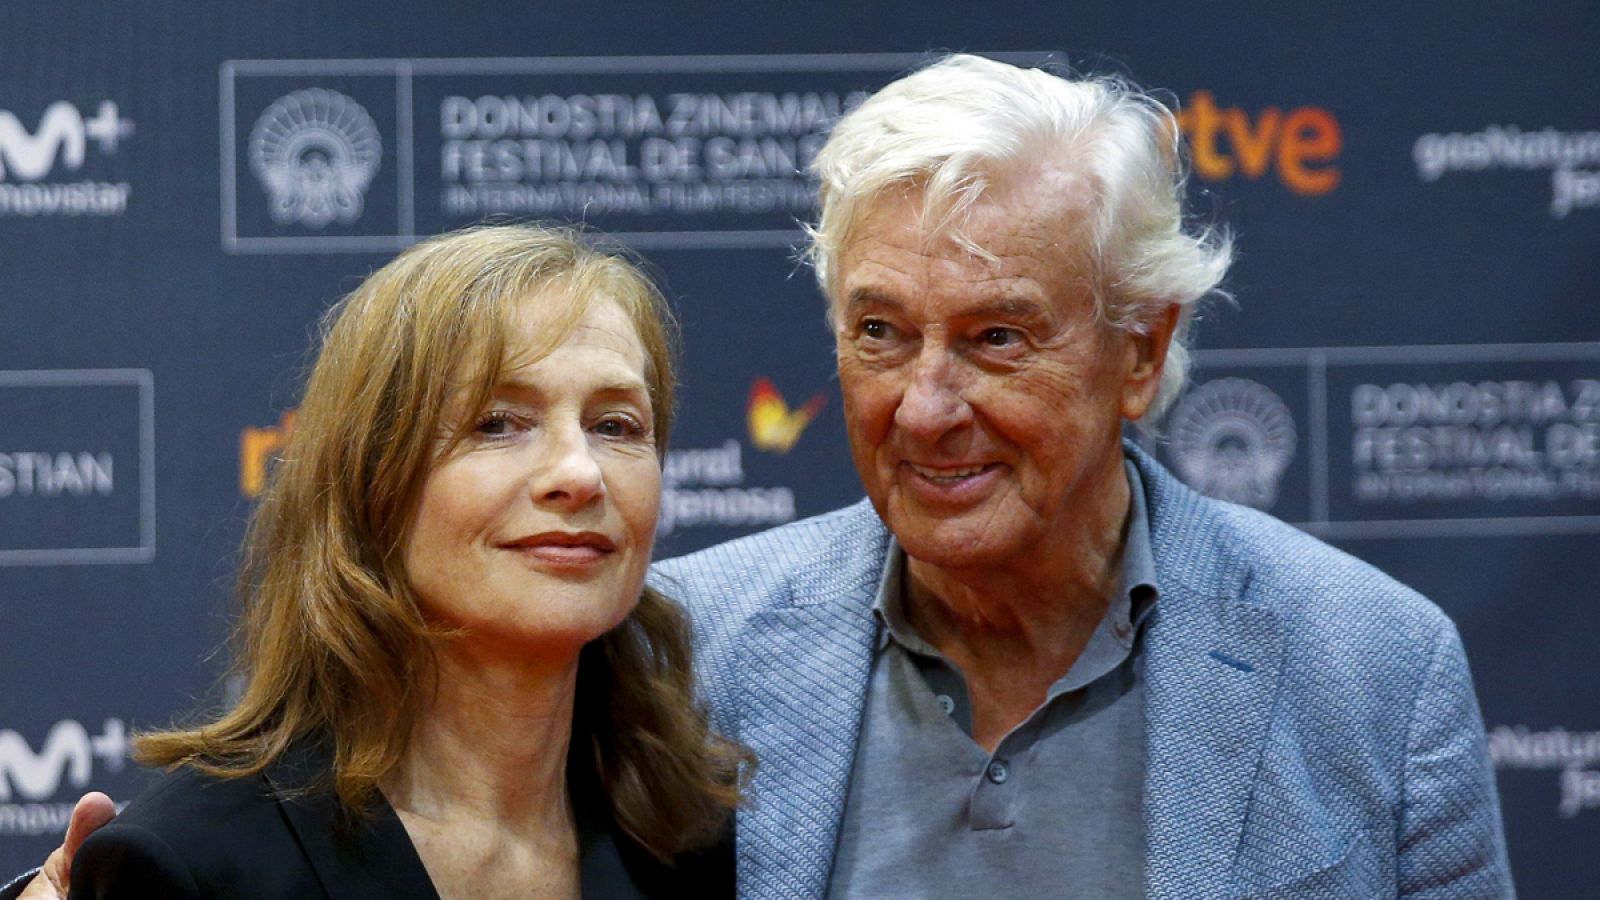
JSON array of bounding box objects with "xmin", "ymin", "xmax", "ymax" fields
[{"xmin": 827, "ymin": 461, "xmax": 1159, "ymax": 899}]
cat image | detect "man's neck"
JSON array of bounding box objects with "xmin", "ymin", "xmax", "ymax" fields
[{"xmin": 902, "ymin": 466, "xmax": 1132, "ymax": 750}]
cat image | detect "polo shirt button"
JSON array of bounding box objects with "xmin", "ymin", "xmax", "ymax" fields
[
  {"xmin": 986, "ymin": 759, "xmax": 1010, "ymax": 784},
  {"xmin": 936, "ymin": 694, "xmax": 956, "ymax": 715}
]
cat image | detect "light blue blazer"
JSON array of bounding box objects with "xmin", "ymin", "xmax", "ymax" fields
[{"xmin": 650, "ymin": 443, "xmax": 1513, "ymax": 899}]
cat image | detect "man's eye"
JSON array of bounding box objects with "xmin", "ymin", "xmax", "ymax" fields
[
  {"xmin": 862, "ymin": 319, "xmax": 891, "ymax": 339},
  {"xmin": 979, "ymin": 327, "xmax": 1022, "ymax": 347}
]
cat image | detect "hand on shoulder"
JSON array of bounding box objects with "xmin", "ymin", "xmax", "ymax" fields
[{"xmin": 13, "ymin": 792, "xmax": 117, "ymax": 900}]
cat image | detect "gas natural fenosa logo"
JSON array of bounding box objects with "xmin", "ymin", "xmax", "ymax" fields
[{"xmin": 747, "ymin": 377, "xmax": 827, "ymax": 454}]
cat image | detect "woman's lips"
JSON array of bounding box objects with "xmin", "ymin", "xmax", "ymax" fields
[{"xmin": 501, "ymin": 532, "xmax": 616, "ymax": 567}]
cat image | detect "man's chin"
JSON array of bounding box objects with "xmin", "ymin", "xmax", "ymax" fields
[{"xmin": 891, "ymin": 520, "xmax": 1025, "ymax": 574}]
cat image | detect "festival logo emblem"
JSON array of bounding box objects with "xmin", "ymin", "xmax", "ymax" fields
[
  {"xmin": 1168, "ymin": 377, "xmax": 1297, "ymax": 510},
  {"xmin": 249, "ymin": 88, "xmax": 382, "ymax": 228}
]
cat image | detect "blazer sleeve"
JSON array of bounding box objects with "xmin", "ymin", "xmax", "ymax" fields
[
  {"xmin": 1396, "ymin": 619, "xmax": 1515, "ymax": 899},
  {"xmin": 0, "ymin": 868, "xmax": 41, "ymax": 900},
  {"xmin": 68, "ymin": 823, "xmax": 203, "ymax": 900}
]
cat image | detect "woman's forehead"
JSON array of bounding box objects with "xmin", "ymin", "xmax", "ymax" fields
[{"xmin": 503, "ymin": 291, "xmax": 646, "ymax": 374}]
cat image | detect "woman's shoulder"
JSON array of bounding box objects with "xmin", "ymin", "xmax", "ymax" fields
[
  {"xmin": 71, "ymin": 769, "xmax": 288, "ymax": 899},
  {"xmin": 72, "ymin": 761, "xmax": 328, "ymax": 899},
  {"xmin": 115, "ymin": 763, "xmax": 282, "ymax": 826}
]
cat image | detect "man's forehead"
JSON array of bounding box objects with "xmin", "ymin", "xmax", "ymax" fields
[{"xmin": 849, "ymin": 165, "xmax": 1092, "ymax": 260}]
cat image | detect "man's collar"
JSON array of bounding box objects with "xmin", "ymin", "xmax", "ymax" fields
[{"xmin": 871, "ymin": 450, "xmax": 1163, "ymax": 653}]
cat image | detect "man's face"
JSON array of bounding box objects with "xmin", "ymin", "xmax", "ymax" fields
[{"xmin": 832, "ymin": 169, "xmax": 1170, "ymax": 574}]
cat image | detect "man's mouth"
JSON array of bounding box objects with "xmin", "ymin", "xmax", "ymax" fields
[{"xmin": 907, "ymin": 462, "xmax": 997, "ymax": 483}]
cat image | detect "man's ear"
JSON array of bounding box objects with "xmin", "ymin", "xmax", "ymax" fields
[{"xmin": 1120, "ymin": 304, "xmax": 1181, "ymax": 422}]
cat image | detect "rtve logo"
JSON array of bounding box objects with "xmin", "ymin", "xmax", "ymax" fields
[
  {"xmin": 1175, "ymin": 91, "xmax": 1341, "ymax": 196},
  {"xmin": 0, "ymin": 101, "xmax": 134, "ymax": 182},
  {"xmin": 0, "ymin": 719, "xmax": 127, "ymax": 802},
  {"xmin": 240, "ymin": 410, "xmax": 296, "ymax": 498}
]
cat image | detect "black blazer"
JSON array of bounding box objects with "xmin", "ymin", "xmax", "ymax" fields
[{"xmin": 67, "ymin": 742, "xmax": 732, "ymax": 899}]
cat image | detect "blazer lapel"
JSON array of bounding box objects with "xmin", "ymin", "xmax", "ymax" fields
[
  {"xmin": 1131, "ymin": 444, "xmax": 1285, "ymax": 899},
  {"xmin": 735, "ymin": 509, "xmax": 885, "ymax": 900},
  {"xmin": 268, "ymin": 742, "xmax": 442, "ymax": 900},
  {"xmin": 1143, "ymin": 590, "xmax": 1282, "ymax": 899}
]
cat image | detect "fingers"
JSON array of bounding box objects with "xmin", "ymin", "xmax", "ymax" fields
[
  {"xmin": 14, "ymin": 873, "xmax": 59, "ymax": 900},
  {"xmin": 27, "ymin": 846, "xmax": 67, "ymax": 898},
  {"xmin": 63, "ymin": 792, "xmax": 118, "ymax": 858},
  {"xmin": 30, "ymin": 791, "xmax": 119, "ymax": 897}
]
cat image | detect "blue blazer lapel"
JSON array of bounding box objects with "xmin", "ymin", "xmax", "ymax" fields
[
  {"xmin": 1131, "ymin": 445, "xmax": 1284, "ymax": 899},
  {"xmin": 735, "ymin": 509, "xmax": 885, "ymax": 900}
]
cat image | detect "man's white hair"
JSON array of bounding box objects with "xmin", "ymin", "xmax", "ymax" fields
[{"xmin": 806, "ymin": 53, "xmax": 1232, "ymax": 420}]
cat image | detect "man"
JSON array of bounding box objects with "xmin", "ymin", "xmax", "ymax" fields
[
  {"xmin": 9, "ymin": 54, "xmax": 1511, "ymax": 899},
  {"xmin": 655, "ymin": 54, "xmax": 1511, "ymax": 899}
]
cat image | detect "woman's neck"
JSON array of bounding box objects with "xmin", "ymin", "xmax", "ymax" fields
[{"xmin": 383, "ymin": 642, "xmax": 581, "ymax": 835}]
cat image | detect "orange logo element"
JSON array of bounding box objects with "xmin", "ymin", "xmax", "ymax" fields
[
  {"xmin": 239, "ymin": 410, "xmax": 295, "ymax": 497},
  {"xmin": 747, "ymin": 378, "xmax": 827, "ymax": 453},
  {"xmin": 1175, "ymin": 91, "xmax": 1341, "ymax": 196}
]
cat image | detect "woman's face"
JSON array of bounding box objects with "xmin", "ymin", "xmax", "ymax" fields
[{"xmin": 402, "ymin": 293, "xmax": 661, "ymax": 659}]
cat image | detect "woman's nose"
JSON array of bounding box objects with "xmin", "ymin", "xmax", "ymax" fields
[{"xmin": 531, "ymin": 423, "xmax": 604, "ymax": 509}]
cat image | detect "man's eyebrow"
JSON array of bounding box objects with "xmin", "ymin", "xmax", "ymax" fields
[
  {"xmin": 843, "ymin": 291, "xmax": 1053, "ymax": 323},
  {"xmin": 842, "ymin": 287, "xmax": 902, "ymax": 315},
  {"xmin": 962, "ymin": 297, "xmax": 1052, "ymax": 322}
]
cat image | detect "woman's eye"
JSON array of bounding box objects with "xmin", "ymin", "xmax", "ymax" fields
[
  {"xmin": 594, "ymin": 415, "xmax": 643, "ymax": 438},
  {"xmin": 474, "ymin": 411, "xmax": 520, "ymax": 437},
  {"xmin": 861, "ymin": 319, "xmax": 891, "ymax": 340}
]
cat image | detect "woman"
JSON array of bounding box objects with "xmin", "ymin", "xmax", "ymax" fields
[{"xmin": 59, "ymin": 224, "xmax": 747, "ymax": 898}]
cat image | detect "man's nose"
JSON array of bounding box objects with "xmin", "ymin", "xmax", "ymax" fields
[
  {"xmin": 531, "ymin": 423, "xmax": 605, "ymax": 509},
  {"xmin": 893, "ymin": 344, "xmax": 972, "ymax": 437}
]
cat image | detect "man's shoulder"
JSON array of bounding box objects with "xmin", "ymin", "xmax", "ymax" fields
[
  {"xmin": 1137, "ymin": 448, "xmax": 1449, "ymax": 640},
  {"xmin": 1199, "ymin": 497, "xmax": 1440, "ymax": 625},
  {"xmin": 650, "ymin": 499, "xmax": 886, "ymax": 604}
]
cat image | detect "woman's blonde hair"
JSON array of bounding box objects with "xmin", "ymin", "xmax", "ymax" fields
[{"xmin": 137, "ymin": 223, "xmax": 746, "ymax": 859}]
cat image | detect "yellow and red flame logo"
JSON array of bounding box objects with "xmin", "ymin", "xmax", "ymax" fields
[{"xmin": 747, "ymin": 377, "xmax": 827, "ymax": 453}]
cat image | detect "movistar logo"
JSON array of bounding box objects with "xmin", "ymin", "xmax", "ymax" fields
[
  {"xmin": 0, "ymin": 719, "xmax": 127, "ymax": 802},
  {"xmin": 0, "ymin": 102, "xmax": 133, "ymax": 183}
]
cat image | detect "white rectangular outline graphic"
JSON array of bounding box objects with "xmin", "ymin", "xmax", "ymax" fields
[
  {"xmin": 1187, "ymin": 341, "xmax": 1600, "ymax": 539},
  {"xmin": 0, "ymin": 369, "xmax": 156, "ymax": 565},
  {"xmin": 219, "ymin": 51, "xmax": 1055, "ymax": 254}
]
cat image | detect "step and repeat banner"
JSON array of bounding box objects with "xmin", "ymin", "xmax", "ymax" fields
[{"xmin": 1, "ymin": 2, "xmax": 1596, "ymax": 894}]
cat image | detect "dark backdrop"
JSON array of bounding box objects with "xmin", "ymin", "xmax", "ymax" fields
[{"xmin": 2, "ymin": 2, "xmax": 1596, "ymax": 894}]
